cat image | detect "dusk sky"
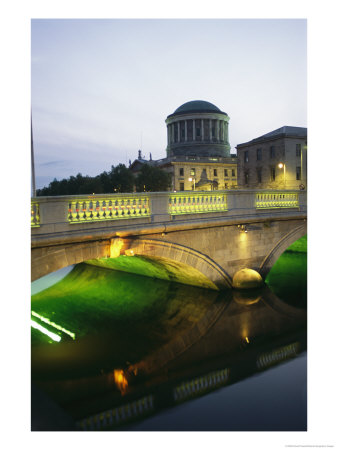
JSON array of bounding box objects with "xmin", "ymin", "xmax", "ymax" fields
[{"xmin": 31, "ymin": 19, "xmax": 307, "ymax": 189}]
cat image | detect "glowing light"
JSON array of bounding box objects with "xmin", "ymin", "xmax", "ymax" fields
[
  {"xmin": 31, "ymin": 311, "xmax": 75, "ymax": 339},
  {"xmin": 31, "ymin": 320, "xmax": 61, "ymax": 342},
  {"xmin": 245, "ymin": 337, "xmax": 250, "ymax": 343},
  {"xmin": 114, "ymin": 369, "xmax": 128, "ymax": 394},
  {"xmin": 278, "ymin": 163, "xmax": 284, "ymax": 169},
  {"xmin": 110, "ymin": 238, "xmax": 124, "ymax": 258}
]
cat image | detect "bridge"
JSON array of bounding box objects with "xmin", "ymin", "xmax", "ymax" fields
[{"xmin": 31, "ymin": 189, "xmax": 307, "ymax": 289}]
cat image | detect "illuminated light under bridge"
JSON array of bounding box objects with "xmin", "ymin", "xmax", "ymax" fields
[{"xmin": 31, "ymin": 311, "xmax": 76, "ymax": 340}]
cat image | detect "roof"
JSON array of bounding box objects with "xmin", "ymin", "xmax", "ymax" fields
[
  {"xmin": 237, "ymin": 126, "xmax": 307, "ymax": 147},
  {"xmin": 256, "ymin": 126, "xmax": 307, "ymax": 140},
  {"xmin": 167, "ymin": 100, "xmax": 228, "ymax": 118}
]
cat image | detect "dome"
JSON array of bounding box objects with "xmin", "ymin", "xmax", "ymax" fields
[
  {"xmin": 165, "ymin": 99, "xmax": 231, "ymax": 159},
  {"xmin": 168, "ymin": 100, "xmax": 227, "ymax": 117}
]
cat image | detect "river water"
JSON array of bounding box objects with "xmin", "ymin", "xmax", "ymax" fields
[{"xmin": 31, "ymin": 237, "xmax": 307, "ymax": 431}]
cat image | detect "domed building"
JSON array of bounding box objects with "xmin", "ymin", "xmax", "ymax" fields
[
  {"xmin": 130, "ymin": 100, "xmax": 238, "ymax": 191},
  {"xmin": 165, "ymin": 100, "xmax": 231, "ymax": 158}
]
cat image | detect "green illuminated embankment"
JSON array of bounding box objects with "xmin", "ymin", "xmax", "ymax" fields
[
  {"xmin": 31, "ymin": 263, "xmax": 219, "ymax": 377},
  {"xmin": 265, "ymin": 235, "xmax": 307, "ymax": 306},
  {"xmin": 85, "ymin": 254, "xmax": 218, "ymax": 290}
]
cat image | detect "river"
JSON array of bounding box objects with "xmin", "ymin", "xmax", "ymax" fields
[{"xmin": 31, "ymin": 236, "xmax": 307, "ymax": 431}]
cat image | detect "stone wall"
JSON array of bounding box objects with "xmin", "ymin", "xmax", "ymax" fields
[{"xmin": 237, "ymin": 136, "xmax": 307, "ymax": 189}]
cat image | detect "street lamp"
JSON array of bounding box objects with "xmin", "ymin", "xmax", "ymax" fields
[
  {"xmin": 278, "ymin": 163, "xmax": 286, "ymax": 189},
  {"xmin": 188, "ymin": 177, "xmax": 196, "ymax": 191}
]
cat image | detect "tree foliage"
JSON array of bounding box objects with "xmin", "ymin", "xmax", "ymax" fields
[
  {"xmin": 36, "ymin": 163, "xmax": 171, "ymax": 196},
  {"xmin": 36, "ymin": 164, "xmax": 135, "ymax": 196},
  {"xmin": 135, "ymin": 164, "xmax": 171, "ymax": 192}
]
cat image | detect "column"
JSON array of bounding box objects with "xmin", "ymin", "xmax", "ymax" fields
[
  {"xmin": 193, "ymin": 119, "xmax": 196, "ymax": 141},
  {"xmin": 185, "ymin": 120, "xmax": 188, "ymax": 142},
  {"xmin": 216, "ymin": 120, "xmax": 219, "ymax": 141},
  {"xmin": 167, "ymin": 125, "xmax": 170, "ymax": 145},
  {"xmin": 209, "ymin": 119, "xmax": 212, "ymax": 141},
  {"xmin": 201, "ymin": 119, "xmax": 204, "ymax": 141},
  {"xmin": 225, "ymin": 121, "xmax": 229, "ymax": 143},
  {"xmin": 177, "ymin": 121, "xmax": 180, "ymax": 143}
]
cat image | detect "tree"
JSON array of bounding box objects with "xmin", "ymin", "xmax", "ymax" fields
[
  {"xmin": 36, "ymin": 164, "xmax": 135, "ymax": 196},
  {"xmin": 135, "ymin": 164, "xmax": 171, "ymax": 192},
  {"xmin": 110, "ymin": 164, "xmax": 135, "ymax": 193}
]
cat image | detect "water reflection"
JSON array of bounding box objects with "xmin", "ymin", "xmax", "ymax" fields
[{"xmin": 31, "ymin": 254, "xmax": 306, "ymax": 431}]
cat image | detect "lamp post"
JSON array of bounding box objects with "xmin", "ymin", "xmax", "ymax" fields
[
  {"xmin": 278, "ymin": 163, "xmax": 286, "ymax": 189},
  {"xmin": 188, "ymin": 177, "xmax": 196, "ymax": 191},
  {"xmin": 31, "ymin": 113, "xmax": 36, "ymax": 197}
]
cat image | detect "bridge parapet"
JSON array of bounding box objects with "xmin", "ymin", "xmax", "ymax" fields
[{"xmin": 31, "ymin": 190, "xmax": 306, "ymax": 247}]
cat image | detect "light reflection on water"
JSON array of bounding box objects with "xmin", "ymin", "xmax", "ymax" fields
[
  {"xmin": 31, "ymin": 245, "xmax": 307, "ymax": 431},
  {"xmin": 31, "ymin": 265, "xmax": 75, "ymax": 295}
]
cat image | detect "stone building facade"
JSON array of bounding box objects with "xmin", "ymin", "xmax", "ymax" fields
[
  {"xmin": 236, "ymin": 126, "xmax": 307, "ymax": 190},
  {"xmin": 130, "ymin": 100, "xmax": 238, "ymax": 191}
]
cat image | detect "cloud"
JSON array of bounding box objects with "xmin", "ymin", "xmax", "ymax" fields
[{"xmin": 38, "ymin": 160, "xmax": 68, "ymax": 167}]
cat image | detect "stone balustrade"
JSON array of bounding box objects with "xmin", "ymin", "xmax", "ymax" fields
[
  {"xmin": 169, "ymin": 192, "xmax": 227, "ymax": 215},
  {"xmin": 67, "ymin": 195, "xmax": 151, "ymax": 223},
  {"xmin": 255, "ymin": 192, "xmax": 299, "ymax": 209},
  {"xmin": 31, "ymin": 202, "xmax": 40, "ymax": 227},
  {"xmin": 31, "ymin": 190, "xmax": 306, "ymax": 245}
]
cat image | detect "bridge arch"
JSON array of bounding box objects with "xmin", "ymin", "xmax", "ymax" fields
[
  {"xmin": 259, "ymin": 222, "xmax": 307, "ymax": 278},
  {"xmin": 32, "ymin": 237, "xmax": 233, "ymax": 290},
  {"xmin": 31, "ymin": 240, "xmax": 111, "ymax": 282},
  {"xmin": 116, "ymin": 238, "xmax": 233, "ymax": 290}
]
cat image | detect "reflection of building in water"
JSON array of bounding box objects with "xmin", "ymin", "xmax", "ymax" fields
[
  {"xmin": 76, "ymin": 333, "xmax": 305, "ymax": 431},
  {"xmin": 77, "ymin": 394, "xmax": 155, "ymax": 431},
  {"xmin": 130, "ymin": 100, "xmax": 238, "ymax": 191}
]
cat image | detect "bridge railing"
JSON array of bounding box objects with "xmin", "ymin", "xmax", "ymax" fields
[
  {"xmin": 31, "ymin": 190, "xmax": 306, "ymax": 234},
  {"xmin": 67, "ymin": 195, "xmax": 151, "ymax": 223},
  {"xmin": 255, "ymin": 192, "xmax": 299, "ymax": 209},
  {"xmin": 31, "ymin": 202, "xmax": 40, "ymax": 227},
  {"xmin": 168, "ymin": 192, "xmax": 227, "ymax": 215}
]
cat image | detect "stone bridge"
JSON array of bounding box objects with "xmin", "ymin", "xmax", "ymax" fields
[{"xmin": 31, "ymin": 190, "xmax": 307, "ymax": 289}]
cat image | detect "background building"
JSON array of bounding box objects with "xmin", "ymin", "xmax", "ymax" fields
[
  {"xmin": 130, "ymin": 100, "xmax": 238, "ymax": 191},
  {"xmin": 236, "ymin": 126, "xmax": 307, "ymax": 190}
]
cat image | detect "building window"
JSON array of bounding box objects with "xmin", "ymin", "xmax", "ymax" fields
[
  {"xmin": 224, "ymin": 183, "xmax": 228, "ymax": 189},
  {"xmin": 296, "ymin": 166, "xmax": 301, "ymax": 180},
  {"xmin": 190, "ymin": 168, "xmax": 196, "ymax": 176},
  {"xmin": 244, "ymin": 151, "xmax": 249, "ymax": 163},
  {"xmin": 181, "ymin": 128, "xmax": 185, "ymax": 139},
  {"xmin": 212, "ymin": 127, "xmax": 215, "ymax": 137},
  {"xmin": 214, "ymin": 169, "xmax": 218, "ymax": 177},
  {"xmin": 179, "ymin": 168, "xmax": 184, "ymax": 176},
  {"xmin": 270, "ymin": 146, "xmax": 275, "ymax": 159},
  {"xmin": 296, "ymin": 144, "xmax": 301, "ymax": 157},
  {"xmin": 256, "ymin": 148, "xmax": 262, "ymax": 161},
  {"xmin": 244, "ymin": 171, "xmax": 249, "ymax": 184},
  {"xmin": 271, "ymin": 167, "xmax": 276, "ymax": 181},
  {"xmin": 196, "ymin": 128, "xmax": 201, "ymax": 137},
  {"xmin": 231, "ymin": 169, "xmax": 235, "ymax": 177},
  {"xmin": 179, "ymin": 182, "xmax": 184, "ymax": 191},
  {"xmin": 257, "ymin": 168, "xmax": 262, "ymax": 183},
  {"xmin": 224, "ymin": 169, "xmax": 228, "ymax": 177}
]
